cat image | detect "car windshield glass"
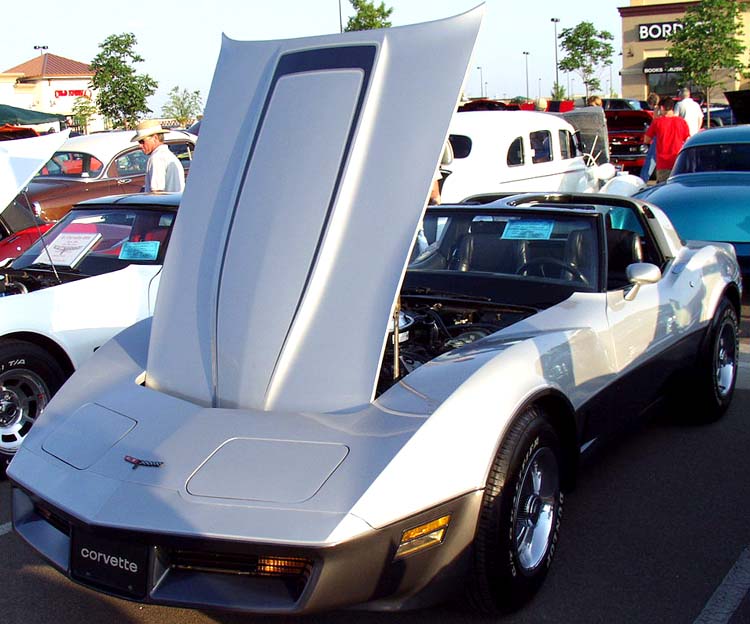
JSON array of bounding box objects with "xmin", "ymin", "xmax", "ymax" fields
[
  {"xmin": 11, "ymin": 207, "xmax": 175, "ymax": 275},
  {"xmin": 37, "ymin": 151, "xmax": 104, "ymax": 178},
  {"xmin": 673, "ymin": 143, "xmax": 750, "ymax": 174},
  {"xmin": 409, "ymin": 210, "xmax": 600, "ymax": 290}
]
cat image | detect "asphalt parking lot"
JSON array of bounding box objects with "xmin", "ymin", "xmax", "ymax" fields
[{"xmin": 1, "ymin": 297, "xmax": 749, "ymax": 624}]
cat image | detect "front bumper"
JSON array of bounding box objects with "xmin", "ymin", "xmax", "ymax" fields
[{"xmin": 12, "ymin": 484, "xmax": 483, "ymax": 614}]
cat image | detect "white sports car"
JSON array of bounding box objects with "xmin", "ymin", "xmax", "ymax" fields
[{"xmin": 8, "ymin": 9, "xmax": 741, "ymax": 616}]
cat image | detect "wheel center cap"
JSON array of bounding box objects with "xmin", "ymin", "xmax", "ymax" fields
[
  {"xmin": 525, "ymin": 494, "xmax": 542, "ymax": 524},
  {"xmin": 0, "ymin": 390, "xmax": 20, "ymax": 427}
]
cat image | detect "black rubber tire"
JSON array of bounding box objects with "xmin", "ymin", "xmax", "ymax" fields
[
  {"xmin": 0, "ymin": 340, "xmax": 66, "ymax": 475},
  {"xmin": 467, "ymin": 405, "xmax": 563, "ymax": 614},
  {"xmin": 688, "ymin": 297, "xmax": 739, "ymax": 423}
]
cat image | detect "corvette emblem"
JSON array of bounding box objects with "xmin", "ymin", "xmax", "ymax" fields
[{"xmin": 124, "ymin": 455, "xmax": 164, "ymax": 469}]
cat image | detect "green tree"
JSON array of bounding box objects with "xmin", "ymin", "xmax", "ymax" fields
[
  {"xmin": 71, "ymin": 96, "xmax": 97, "ymax": 133},
  {"xmin": 550, "ymin": 82, "xmax": 566, "ymax": 100},
  {"xmin": 89, "ymin": 33, "xmax": 158, "ymax": 129},
  {"xmin": 161, "ymin": 86, "xmax": 203, "ymax": 128},
  {"xmin": 668, "ymin": 0, "xmax": 748, "ymax": 118},
  {"xmin": 558, "ymin": 22, "xmax": 614, "ymax": 98},
  {"xmin": 344, "ymin": 0, "xmax": 393, "ymax": 31}
]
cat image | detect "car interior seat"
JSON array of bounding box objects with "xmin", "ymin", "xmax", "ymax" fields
[
  {"xmin": 450, "ymin": 220, "xmax": 529, "ymax": 273},
  {"xmin": 606, "ymin": 228, "xmax": 643, "ymax": 288},
  {"xmin": 564, "ymin": 228, "xmax": 597, "ymax": 284}
]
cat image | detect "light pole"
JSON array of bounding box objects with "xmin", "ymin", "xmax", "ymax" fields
[
  {"xmin": 523, "ymin": 52, "xmax": 530, "ymax": 100},
  {"xmin": 551, "ymin": 18, "xmax": 560, "ymax": 93},
  {"xmin": 477, "ymin": 66, "xmax": 484, "ymax": 98},
  {"xmin": 338, "ymin": 0, "xmax": 343, "ymax": 33}
]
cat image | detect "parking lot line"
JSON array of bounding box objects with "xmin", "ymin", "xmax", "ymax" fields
[
  {"xmin": 0, "ymin": 521, "xmax": 11, "ymax": 537},
  {"xmin": 694, "ymin": 547, "xmax": 750, "ymax": 624}
]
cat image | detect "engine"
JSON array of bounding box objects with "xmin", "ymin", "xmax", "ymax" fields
[
  {"xmin": 0, "ymin": 270, "xmax": 72, "ymax": 297},
  {"xmin": 377, "ymin": 298, "xmax": 535, "ymax": 394}
]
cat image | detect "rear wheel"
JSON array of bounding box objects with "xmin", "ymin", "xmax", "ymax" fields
[
  {"xmin": 687, "ymin": 298, "xmax": 739, "ymax": 423},
  {"xmin": 0, "ymin": 340, "xmax": 66, "ymax": 474},
  {"xmin": 467, "ymin": 406, "xmax": 563, "ymax": 614}
]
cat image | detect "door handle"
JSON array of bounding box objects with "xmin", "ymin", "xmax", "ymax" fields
[{"xmin": 117, "ymin": 178, "xmax": 132, "ymax": 185}]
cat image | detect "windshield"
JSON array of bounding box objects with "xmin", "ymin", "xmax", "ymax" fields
[
  {"xmin": 409, "ymin": 210, "xmax": 600, "ymax": 290},
  {"xmin": 672, "ymin": 143, "xmax": 750, "ymax": 174},
  {"xmin": 12, "ymin": 207, "xmax": 175, "ymax": 276},
  {"xmin": 37, "ymin": 151, "xmax": 105, "ymax": 178}
]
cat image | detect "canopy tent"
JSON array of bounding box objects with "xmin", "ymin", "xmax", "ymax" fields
[{"xmin": 0, "ymin": 104, "xmax": 66, "ymax": 125}]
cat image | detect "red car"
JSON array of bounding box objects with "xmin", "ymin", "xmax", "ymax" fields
[{"xmin": 605, "ymin": 109, "xmax": 653, "ymax": 174}]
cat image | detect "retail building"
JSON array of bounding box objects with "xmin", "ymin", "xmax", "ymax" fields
[
  {"xmin": 0, "ymin": 53, "xmax": 104, "ymax": 131},
  {"xmin": 619, "ymin": 0, "xmax": 750, "ymax": 103}
]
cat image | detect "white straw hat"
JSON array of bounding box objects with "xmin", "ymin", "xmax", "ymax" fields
[{"xmin": 131, "ymin": 119, "xmax": 167, "ymax": 142}]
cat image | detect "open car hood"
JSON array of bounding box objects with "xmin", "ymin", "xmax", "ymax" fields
[
  {"xmin": 0, "ymin": 130, "xmax": 70, "ymax": 216},
  {"xmin": 146, "ymin": 9, "xmax": 483, "ymax": 413}
]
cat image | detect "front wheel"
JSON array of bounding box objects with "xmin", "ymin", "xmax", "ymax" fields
[
  {"xmin": 0, "ymin": 340, "xmax": 66, "ymax": 473},
  {"xmin": 467, "ymin": 405, "xmax": 563, "ymax": 614}
]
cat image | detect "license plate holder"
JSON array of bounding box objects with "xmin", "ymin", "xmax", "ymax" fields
[{"xmin": 70, "ymin": 528, "xmax": 149, "ymax": 599}]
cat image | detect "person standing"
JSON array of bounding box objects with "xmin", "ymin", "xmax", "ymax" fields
[
  {"xmin": 674, "ymin": 87, "xmax": 703, "ymax": 136},
  {"xmin": 132, "ymin": 120, "xmax": 185, "ymax": 192},
  {"xmin": 644, "ymin": 96, "xmax": 690, "ymax": 183},
  {"xmin": 640, "ymin": 92, "xmax": 661, "ymax": 182}
]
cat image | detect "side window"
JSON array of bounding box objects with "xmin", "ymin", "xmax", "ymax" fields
[
  {"xmin": 449, "ymin": 134, "xmax": 472, "ymax": 159},
  {"xmin": 168, "ymin": 141, "xmax": 195, "ymax": 166},
  {"xmin": 559, "ymin": 130, "xmax": 575, "ymax": 160},
  {"xmin": 115, "ymin": 150, "xmax": 148, "ymax": 177},
  {"xmin": 530, "ymin": 130, "xmax": 552, "ymax": 164},
  {"xmin": 605, "ymin": 206, "xmax": 661, "ymax": 289},
  {"xmin": 506, "ymin": 136, "xmax": 524, "ymax": 167}
]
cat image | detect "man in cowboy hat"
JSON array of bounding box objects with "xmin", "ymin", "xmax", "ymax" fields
[{"xmin": 132, "ymin": 120, "xmax": 185, "ymax": 192}]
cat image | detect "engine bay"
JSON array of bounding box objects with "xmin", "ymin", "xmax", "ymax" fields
[
  {"xmin": 0, "ymin": 269, "xmax": 77, "ymax": 297},
  {"xmin": 377, "ymin": 296, "xmax": 536, "ymax": 394}
]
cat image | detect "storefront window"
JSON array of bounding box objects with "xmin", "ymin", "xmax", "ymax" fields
[{"xmin": 647, "ymin": 71, "xmax": 682, "ymax": 97}]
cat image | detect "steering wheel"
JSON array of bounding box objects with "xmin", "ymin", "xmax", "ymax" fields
[{"xmin": 516, "ymin": 257, "xmax": 589, "ymax": 285}]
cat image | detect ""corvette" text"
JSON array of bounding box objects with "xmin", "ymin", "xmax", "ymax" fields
[{"xmin": 80, "ymin": 547, "xmax": 139, "ymax": 573}]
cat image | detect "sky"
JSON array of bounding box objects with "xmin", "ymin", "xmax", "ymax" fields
[{"xmin": 1, "ymin": 0, "xmax": 627, "ymax": 114}]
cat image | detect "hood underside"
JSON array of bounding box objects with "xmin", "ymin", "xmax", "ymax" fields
[
  {"xmin": 0, "ymin": 130, "xmax": 69, "ymax": 215},
  {"xmin": 146, "ymin": 9, "xmax": 483, "ymax": 413}
]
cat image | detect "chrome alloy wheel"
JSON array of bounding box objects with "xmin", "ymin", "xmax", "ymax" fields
[
  {"xmin": 513, "ymin": 446, "xmax": 560, "ymax": 573},
  {"xmin": 0, "ymin": 368, "xmax": 50, "ymax": 456},
  {"xmin": 715, "ymin": 317, "xmax": 738, "ymax": 399}
]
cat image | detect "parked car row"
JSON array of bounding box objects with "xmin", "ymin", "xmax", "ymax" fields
[
  {"xmin": 28, "ymin": 128, "xmax": 196, "ymax": 222},
  {"xmin": 635, "ymin": 124, "xmax": 750, "ymax": 279},
  {"xmin": 0, "ymin": 127, "xmax": 195, "ymax": 263}
]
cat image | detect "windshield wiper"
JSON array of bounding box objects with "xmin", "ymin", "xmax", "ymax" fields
[
  {"xmin": 402, "ymin": 286, "xmax": 492, "ymax": 302},
  {"xmin": 28, "ymin": 262, "xmax": 78, "ymax": 273}
]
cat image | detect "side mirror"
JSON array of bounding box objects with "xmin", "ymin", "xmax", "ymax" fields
[{"xmin": 624, "ymin": 262, "xmax": 661, "ymax": 301}]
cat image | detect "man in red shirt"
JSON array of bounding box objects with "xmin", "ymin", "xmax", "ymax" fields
[{"xmin": 644, "ymin": 96, "xmax": 690, "ymax": 183}]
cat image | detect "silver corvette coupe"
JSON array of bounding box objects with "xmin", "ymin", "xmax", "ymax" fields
[{"xmin": 8, "ymin": 8, "xmax": 741, "ymax": 616}]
